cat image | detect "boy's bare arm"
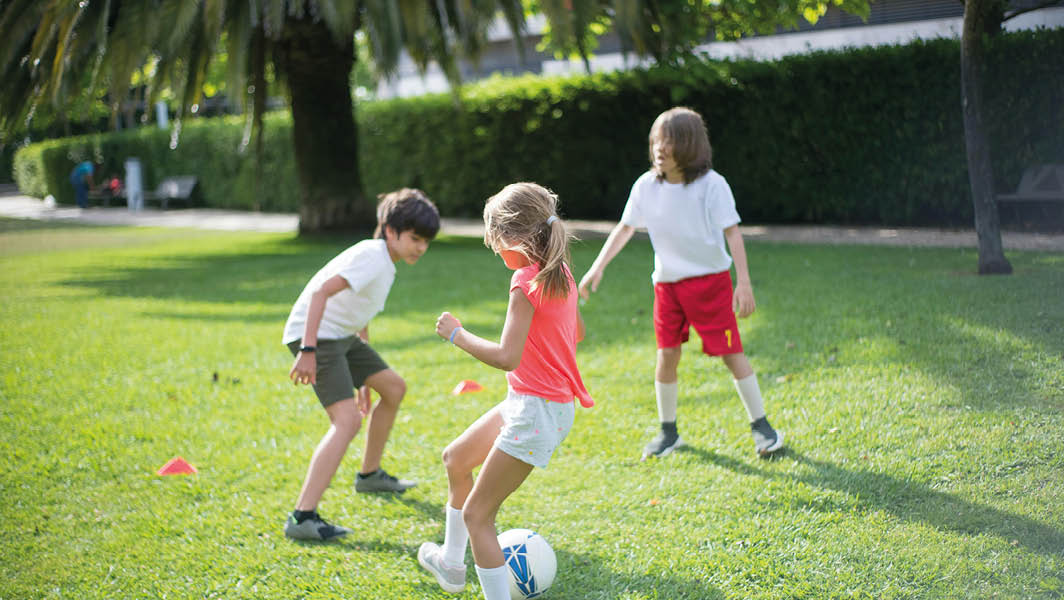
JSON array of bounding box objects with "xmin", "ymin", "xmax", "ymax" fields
[
  {"xmin": 724, "ymin": 225, "xmax": 756, "ymax": 318},
  {"xmin": 290, "ymin": 274, "xmax": 350, "ymax": 385},
  {"xmin": 579, "ymin": 222, "xmax": 636, "ymax": 299}
]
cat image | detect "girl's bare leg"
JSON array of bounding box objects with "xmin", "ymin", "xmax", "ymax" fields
[
  {"xmin": 442, "ymin": 407, "xmax": 504, "ymax": 508},
  {"xmin": 462, "ymin": 447, "xmax": 535, "ymax": 568}
]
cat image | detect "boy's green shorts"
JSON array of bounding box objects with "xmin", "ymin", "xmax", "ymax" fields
[{"xmin": 287, "ymin": 336, "xmax": 390, "ymax": 407}]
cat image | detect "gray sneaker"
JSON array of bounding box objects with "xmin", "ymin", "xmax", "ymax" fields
[
  {"xmin": 751, "ymin": 416, "xmax": 784, "ymax": 456},
  {"xmin": 284, "ymin": 512, "xmax": 352, "ymax": 541},
  {"xmin": 417, "ymin": 542, "xmax": 466, "ymax": 593},
  {"xmin": 643, "ymin": 429, "xmax": 685, "ymax": 458},
  {"xmin": 355, "ymin": 469, "xmax": 417, "ymax": 493}
]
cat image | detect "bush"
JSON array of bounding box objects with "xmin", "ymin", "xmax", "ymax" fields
[
  {"xmin": 14, "ymin": 29, "xmax": 1063, "ymax": 227},
  {"xmin": 13, "ymin": 115, "xmax": 298, "ymax": 209}
]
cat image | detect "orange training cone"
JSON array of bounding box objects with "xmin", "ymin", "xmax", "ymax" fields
[
  {"xmin": 156, "ymin": 456, "xmax": 198, "ymax": 476},
  {"xmin": 452, "ymin": 380, "xmax": 484, "ymax": 395}
]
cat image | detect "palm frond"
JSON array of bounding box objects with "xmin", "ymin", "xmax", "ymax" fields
[
  {"xmin": 27, "ymin": 4, "xmax": 61, "ymax": 77},
  {"xmin": 261, "ymin": 0, "xmax": 288, "ymax": 37},
  {"xmin": 0, "ymin": 0, "xmax": 47, "ymax": 72},
  {"xmin": 494, "ymin": 0, "xmax": 528, "ymax": 63},
  {"xmin": 362, "ymin": 0, "xmax": 404, "ymax": 76},
  {"xmin": 47, "ymin": 1, "xmax": 88, "ymax": 105},
  {"xmin": 226, "ymin": 1, "xmax": 254, "ymax": 113},
  {"xmin": 160, "ymin": 0, "xmax": 204, "ymax": 55},
  {"xmin": 314, "ymin": 0, "xmax": 360, "ymax": 39}
]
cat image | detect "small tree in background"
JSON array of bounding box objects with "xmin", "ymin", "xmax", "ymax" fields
[{"xmin": 961, "ymin": 0, "xmax": 1062, "ymax": 275}]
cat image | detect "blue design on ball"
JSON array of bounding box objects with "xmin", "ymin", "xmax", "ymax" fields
[{"xmin": 503, "ymin": 533, "xmax": 543, "ymax": 598}]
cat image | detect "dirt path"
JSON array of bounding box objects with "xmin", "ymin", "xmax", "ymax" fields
[{"xmin": 2, "ymin": 186, "xmax": 1062, "ymax": 251}]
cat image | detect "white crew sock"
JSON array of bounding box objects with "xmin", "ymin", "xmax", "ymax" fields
[
  {"xmin": 655, "ymin": 380, "xmax": 678, "ymax": 423},
  {"xmin": 734, "ymin": 374, "xmax": 766, "ymax": 422},
  {"xmin": 475, "ymin": 564, "xmax": 512, "ymax": 600},
  {"xmin": 442, "ymin": 505, "xmax": 468, "ymax": 566}
]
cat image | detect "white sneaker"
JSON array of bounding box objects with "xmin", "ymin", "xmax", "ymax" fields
[
  {"xmin": 417, "ymin": 542, "xmax": 466, "ymax": 593},
  {"xmin": 643, "ymin": 429, "xmax": 685, "ymax": 458},
  {"xmin": 751, "ymin": 416, "xmax": 784, "ymax": 456}
]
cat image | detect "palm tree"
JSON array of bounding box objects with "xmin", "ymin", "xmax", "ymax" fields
[
  {"xmin": 1, "ymin": 0, "xmax": 871, "ymax": 233},
  {"xmin": 0, "ymin": 0, "xmax": 527, "ymax": 233}
]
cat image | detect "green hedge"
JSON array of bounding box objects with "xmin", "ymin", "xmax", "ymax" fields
[
  {"xmin": 14, "ymin": 28, "xmax": 1063, "ymax": 226},
  {"xmin": 13, "ymin": 114, "xmax": 298, "ymax": 211}
]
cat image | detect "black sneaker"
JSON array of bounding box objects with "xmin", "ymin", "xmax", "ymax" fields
[
  {"xmin": 355, "ymin": 469, "xmax": 417, "ymax": 493},
  {"xmin": 643, "ymin": 428, "xmax": 685, "ymax": 458},
  {"xmin": 751, "ymin": 416, "xmax": 784, "ymax": 456},
  {"xmin": 284, "ymin": 511, "xmax": 352, "ymax": 541}
]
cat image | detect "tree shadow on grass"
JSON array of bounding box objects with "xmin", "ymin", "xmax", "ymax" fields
[
  {"xmin": 360, "ymin": 493, "xmax": 446, "ymax": 521},
  {"xmin": 59, "ymin": 249, "xmax": 318, "ymax": 307},
  {"xmin": 682, "ymin": 445, "xmax": 1064, "ymax": 557},
  {"xmin": 53, "ymin": 236, "xmax": 501, "ymax": 317},
  {"xmin": 747, "ymin": 244, "xmax": 1064, "ymax": 414},
  {"xmin": 0, "ymin": 217, "xmax": 103, "ymax": 232},
  {"xmin": 553, "ymin": 548, "xmax": 724, "ymax": 599},
  {"xmin": 140, "ymin": 310, "xmax": 289, "ymax": 323}
]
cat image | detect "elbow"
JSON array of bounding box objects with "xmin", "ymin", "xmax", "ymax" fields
[
  {"xmin": 495, "ymin": 351, "xmax": 522, "ymax": 372},
  {"xmin": 497, "ymin": 358, "xmax": 520, "ymax": 372}
]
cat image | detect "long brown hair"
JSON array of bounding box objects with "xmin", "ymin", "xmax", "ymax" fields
[
  {"xmin": 483, "ymin": 182, "xmax": 573, "ymax": 299},
  {"xmin": 649, "ymin": 107, "xmax": 713, "ymax": 184}
]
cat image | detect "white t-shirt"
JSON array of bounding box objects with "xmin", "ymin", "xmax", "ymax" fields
[
  {"xmin": 619, "ymin": 169, "xmax": 741, "ymax": 283},
  {"xmin": 282, "ymin": 239, "xmax": 396, "ymax": 344}
]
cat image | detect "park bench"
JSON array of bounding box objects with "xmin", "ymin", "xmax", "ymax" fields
[
  {"xmin": 90, "ymin": 175, "xmax": 199, "ymax": 209},
  {"xmin": 996, "ymin": 164, "xmax": 1064, "ymax": 230},
  {"xmin": 145, "ymin": 175, "xmax": 199, "ymax": 209}
]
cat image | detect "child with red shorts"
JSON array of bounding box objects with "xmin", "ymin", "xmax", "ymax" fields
[{"xmin": 578, "ymin": 106, "xmax": 784, "ymax": 458}]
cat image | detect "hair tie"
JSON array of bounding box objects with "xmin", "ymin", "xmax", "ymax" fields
[{"xmin": 546, "ymin": 215, "xmax": 558, "ymax": 226}]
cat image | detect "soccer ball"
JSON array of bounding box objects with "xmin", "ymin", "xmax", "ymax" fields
[{"xmin": 498, "ymin": 528, "xmax": 557, "ymax": 599}]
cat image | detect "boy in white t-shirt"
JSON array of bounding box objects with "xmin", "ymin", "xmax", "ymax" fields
[
  {"xmin": 282, "ymin": 188, "xmax": 440, "ymax": 541},
  {"xmin": 579, "ymin": 107, "xmax": 784, "ymax": 459}
]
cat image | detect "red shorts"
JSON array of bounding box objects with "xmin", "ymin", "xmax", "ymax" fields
[{"xmin": 653, "ymin": 271, "xmax": 743, "ymax": 356}]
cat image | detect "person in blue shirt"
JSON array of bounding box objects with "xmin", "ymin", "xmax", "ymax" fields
[{"xmin": 69, "ymin": 160, "xmax": 99, "ymax": 208}]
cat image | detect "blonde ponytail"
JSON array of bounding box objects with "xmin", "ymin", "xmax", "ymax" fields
[{"xmin": 536, "ymin": 216, "xmax": 572, "ymax": 299}]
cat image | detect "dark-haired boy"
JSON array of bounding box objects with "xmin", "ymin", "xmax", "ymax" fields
[{"xmin": 282, "ymin": 188, "xmax": 440, "ymax": 540}]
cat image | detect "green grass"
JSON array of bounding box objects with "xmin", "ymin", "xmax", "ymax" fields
[{"xmin": 1, "ymin": 218, "xmax": 1062, "ymax": 599}]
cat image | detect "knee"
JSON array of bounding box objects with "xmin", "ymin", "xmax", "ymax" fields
[
  {"xmin": 658, "ymin": 346, "xmax": 681, "ymax": 362},
  {"xmin": 462, "ymin": 503, "xmax": 492, "ymax": 531},
  {"xmin": 375, "ymin": 376, "xmax": 406, "ymax": 407},
  {"xmin": 722, "ymin": 353, "xmax": 752, "ymax": 378},
  {"xmin": 441, "ymin": 442, "xmax": 463, "ymax": 473},
  {"xmin": 330, "ymin": 412, "xmax": 362, "ymax": 440}
]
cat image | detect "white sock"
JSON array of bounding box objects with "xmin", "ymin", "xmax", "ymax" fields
[
  {"xmin": 442, "ymin": 505, "xmax": 468, "ymax": 566},
  {"xmin": 655, "ymin": 380, "xmax": 678, "ymax": 423},
  {"xmin": 734, "ymin": 374, "xmax": 766, "ymax": 422},
  {"xmin": 475, "ymin": 564, "xmax": 511, "ymax": 600}
]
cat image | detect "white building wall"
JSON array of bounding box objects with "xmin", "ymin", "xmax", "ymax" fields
[{"xmin": 376, "ymin": 7, "xmax": 1064, "ymax": 98}]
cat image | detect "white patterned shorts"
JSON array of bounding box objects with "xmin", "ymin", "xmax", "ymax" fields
[{"xmin": 494, "ymin": 390, "xmax": 575, "ymax": 469}]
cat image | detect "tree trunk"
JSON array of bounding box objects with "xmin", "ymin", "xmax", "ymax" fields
[
  {"xmin": 961, "ymin": 0, "xmax": 1012, "ymax": 274},
  {"xmin": 275, "ymin": 14, "xmax": 372, "ymax": 234}
]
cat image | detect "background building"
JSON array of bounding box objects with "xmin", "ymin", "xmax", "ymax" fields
[{"xmin": 375, "ymin": 0, "xmax": 1064, "ymax": 98}]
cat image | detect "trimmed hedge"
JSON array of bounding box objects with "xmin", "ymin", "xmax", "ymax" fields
[
  {"xmin": 14, "ymin": 28, "xmax": 1063, "ymax": 227},
  {"xmin": 13, "ymin": 114, "xmax": 298, "ymax": 211}
]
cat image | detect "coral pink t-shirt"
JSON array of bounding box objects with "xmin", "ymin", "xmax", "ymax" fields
[{"xmin": 506, "ymin": 264, "xmax": 594, "ymax": 407}]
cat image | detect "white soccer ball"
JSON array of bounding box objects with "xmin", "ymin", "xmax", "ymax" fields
[{"xmin": 497, "ymin": 528, "xmax": 557, "ymax": 599}]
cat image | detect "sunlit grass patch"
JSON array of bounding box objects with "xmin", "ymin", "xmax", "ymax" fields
[{"xmin": 1, "ymin": 221, "xmax": 1061, "ymax": 599}]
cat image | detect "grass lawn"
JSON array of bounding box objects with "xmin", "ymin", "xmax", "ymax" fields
[{"xmin": 1, "ymin": 218, "xmax": 1062, "ymax": 599}]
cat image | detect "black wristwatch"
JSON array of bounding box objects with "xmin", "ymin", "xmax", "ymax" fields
[{"xmin": 299, "ymin": 346, "xmax": 316, "ymax": 353}]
